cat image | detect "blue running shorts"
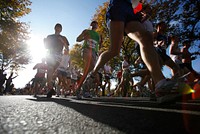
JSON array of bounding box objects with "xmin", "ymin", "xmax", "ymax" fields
[{"xmin": 106, "ymin": 0, "xmax": 139, "ymax": 26}]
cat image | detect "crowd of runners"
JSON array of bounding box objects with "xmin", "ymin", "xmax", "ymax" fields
[{"xmin": 2, "ymin": 0, "xmax": 199, "ymax": 103}]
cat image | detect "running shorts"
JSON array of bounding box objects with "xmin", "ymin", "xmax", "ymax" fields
[{"xmin": 106, "ymin": 0, "xmax": 139, "ymax": 27}]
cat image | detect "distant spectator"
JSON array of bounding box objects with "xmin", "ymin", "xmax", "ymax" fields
[
  {"xmin": 0, "ymin": 70, "xmax": 7, "ymax": 94},
  {"xmin": 4, "ymin": 72, "xmax": 18, "ymax": 94}
]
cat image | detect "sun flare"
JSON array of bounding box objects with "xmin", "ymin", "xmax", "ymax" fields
[{"xmin": 27, "ymin": 35, "xmax": 47, "ymax": 63}]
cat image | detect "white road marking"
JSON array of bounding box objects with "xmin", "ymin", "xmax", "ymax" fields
[{"xmin": 69, "ymin": 98, "xmax": 200, "ymax": 116}]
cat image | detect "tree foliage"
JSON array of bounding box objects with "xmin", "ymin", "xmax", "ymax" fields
[
  {"xmin": 151, "ymin": 0, "xmax": 200, "ymax": 51},
  {"xmin": 69, "ymin": 43, "xmax": 83, "ymax": 70},
  {"xmin": 0, "ymin": 0, "xmax": 32, "ymax": 72}
]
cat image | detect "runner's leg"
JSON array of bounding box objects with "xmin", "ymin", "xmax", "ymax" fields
[
  {"xmin": 125, "ymin": 21, "xmax": 165, "ymax": 85},
  {"xmin": 92, "ymin": 21, "xmax": 124, "ymax": 75}
]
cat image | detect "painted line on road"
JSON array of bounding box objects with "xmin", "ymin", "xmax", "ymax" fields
[{"xmin": 69, "ymin": 98, "xmax": 200, "ymax": 116}]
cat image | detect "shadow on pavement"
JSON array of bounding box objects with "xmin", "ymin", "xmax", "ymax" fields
[{"xmin": 26, "ymin": 96, "xmax": 200, "ymax": 134}]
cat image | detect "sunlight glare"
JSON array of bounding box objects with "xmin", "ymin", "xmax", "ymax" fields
[{"xmin": 27, "ymin": 34, "xmax": 47, "ymax": 63}]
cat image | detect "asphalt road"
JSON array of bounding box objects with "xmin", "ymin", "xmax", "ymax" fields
[{"xmin": 0, "ymin": 95, "xmax": 200, "ymax": 134}]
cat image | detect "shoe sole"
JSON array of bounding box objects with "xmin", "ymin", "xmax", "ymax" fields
[{"xmin": 75, "ymin": 88, "xmax": 82, "ymax": 99}]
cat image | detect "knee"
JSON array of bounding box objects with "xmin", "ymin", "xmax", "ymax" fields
[{"xmin": 139, "ymin": 31, "xmax": 153, "ymax": 47}]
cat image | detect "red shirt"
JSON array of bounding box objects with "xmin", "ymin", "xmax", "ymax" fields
[
  {"xmin": 33, "ymin": 63, "xmax": 48, "ymax": 78},
  {"xmin": 117, "ymin": 70, "xmax": 122, "ymax": 79}
]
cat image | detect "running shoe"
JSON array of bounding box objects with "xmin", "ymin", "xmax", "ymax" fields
[
  {"xmin": 84, "ymin": 74, "xmax": 95, "ymax": 86},
  {"xmin": 83, "ymin": 92, "xmax": 92, "ymax": 98},
  {"xmin": 155, "ymin": 79, "xmax": 181, "ymax": 103},
  {"xmin": 82, "ymin": 83, "xmax": 92, "ymax": 98},
  {"xmin": 46, "ymin": 89, "xmax": 56, "ymax": 98},
  {"xmin": 83, "ymin": 74, "xmax": 95, "ymax": 90},
  {"xmin": 76, "ymin": 87, "xmax": 82, "ymax": 99},
  {"xmin": 76, "ymin": 74, "xmax": 95, "ymax": 99}
]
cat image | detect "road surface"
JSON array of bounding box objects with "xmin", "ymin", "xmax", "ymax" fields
[{"xmin": 0, "ymin": 95, "xmax": 200, "ymax": 134}]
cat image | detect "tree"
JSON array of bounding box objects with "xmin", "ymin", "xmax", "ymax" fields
[
  {"xmin": 151, "ymin": 0, "xmax": 200, "ymax": 52},
  {"xmin": 0, "ymin": 0, "xmax": 32, "ymax": 73},
  {"xmin": 69, "ymin": 43, "xmax": 83, "ymax": 70}
]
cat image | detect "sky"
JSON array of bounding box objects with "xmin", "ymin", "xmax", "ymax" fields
[{"xmin": 13, "ymin": 0, "xmax": 200, "ymax": 88}]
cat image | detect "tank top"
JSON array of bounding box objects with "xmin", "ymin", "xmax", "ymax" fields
[
  {"xmin": 82, "ymin": 30, "xmax": 100, "ymax": 53},
  {"xmin": 46, "ymin": 34, "xmax": 64, "ymax": 54}
]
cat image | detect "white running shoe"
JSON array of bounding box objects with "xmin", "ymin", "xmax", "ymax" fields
[{"xmin": 155, "ymin": 79, "xmax": 181, "ymax": 103}]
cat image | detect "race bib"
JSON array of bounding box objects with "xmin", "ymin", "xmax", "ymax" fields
[{"xmin": 87, "ymin": 39, "xmax": 98, "ymax": 49}]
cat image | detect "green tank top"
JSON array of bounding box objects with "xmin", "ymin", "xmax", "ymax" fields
[{"xmin": 82, "ymin": 30, "xmax": 100, "ymax": 53}]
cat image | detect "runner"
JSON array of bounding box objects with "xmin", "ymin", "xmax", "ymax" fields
[
  {"xmin": 181, "ymin": 40, "xmax": 200, "ymax": 84},
  {"xmin": 116, "ymin": 67, "xmax": 123, "ymax": 87},
  {"xmin": 83, "ymin": 0, "xmax": 183, "ymax": 103},
  {"xmin": 132, "ymin": 56, "xmax": 154, "ymax": 97},
  {"xmin": 56, "ymin": 48, "xmax": 71, "ymax": 97},
  {"xmin": 153, "ymin": 21, "xmax": 180, "ymax": 77},
  {"xmin": 76, "ymin": 21, "xmax": 101, "ymax": 98},
  {"xmin": 169, "ymin": 35, "xmax": 191, "ymax": 78},
  {"xmin": 115, "ymin": 56, "xmax": 132, "ymax": 97},
  {"xmin": 44, "ymin": 23, "xmax": 70, "ymax": 98},
  {"xmin": 70, "ymin": 65, "xmax": 79, "ymax": 95},
  {"xmin": 32, "ymin": 58, "xmax": 48, "ymax": 97},
  {"xmin": 103, "ymin": 62, "xmax": 112, "ymax": 96},
  {"xmin": 130, "ymin": 3, "xmax": 155, "ymax": 96}
]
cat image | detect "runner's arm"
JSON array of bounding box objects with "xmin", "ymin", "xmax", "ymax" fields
[
  {"xmin": 33, "ymin": 64, "xmax": 38, "ymax": 70},
  {"xmin": 169, "ymin": 42, "xmax": 182, "ymax": 56},
  {"xmin": 58, "ymin": 36, "xmax": 69, "ymax": 50},
  {"xmin": 76, "ymin": 30, "xmax": 89, "ymax": 42},
  {"xmin": 63, "ymin": 36, "xmax": 70, "ymax": 50}
]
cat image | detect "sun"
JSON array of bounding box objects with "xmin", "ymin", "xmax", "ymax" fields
[{"xmin": 27, "ymin": 34, "xmax": 47, "ymax": 63}]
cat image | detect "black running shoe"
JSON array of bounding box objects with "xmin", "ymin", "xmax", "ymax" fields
[{"xmin": 46, "ymin": 89, "xmax": 56, "ymax": 98}]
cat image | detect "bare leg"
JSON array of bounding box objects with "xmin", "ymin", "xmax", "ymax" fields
[
  {"xmin": 148, "ymin": 77, "xmax": 155, "ymax": 92},
  {"xmin": 92, "ymin": 21, "xmax": 124, "ymax": 75},
  {"xmin": 47, "ymin": 67, "xmax": 54, "ymax": 89},
  {"xmin": 165, "ymin": 59, "xmax": 179, "ymax": 76},
  {"xmin": 125, "ymin": 21, "xmax": 165, "ymax": 84},
  {"xmin": 116, "ymin": 76, "xmax": 124, "ymax": 96},
  {"xmin": 77, "ymin": 48, "xmax": 95, "ymax": 89}
]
